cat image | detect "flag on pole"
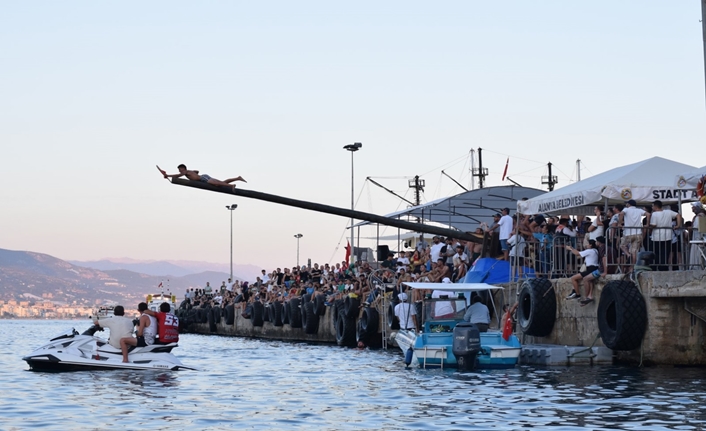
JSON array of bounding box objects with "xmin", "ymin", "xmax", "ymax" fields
[
  {"xmin": 345, "ymin": 241, "xmax": 351, "ymax": 263},
  {"xmin": 158, "ymin": 282, "xmax": 163, "ymax": 288},
  {"xmin": 501, "ymin": 157, "xmax": 509, "ymax": 182}
]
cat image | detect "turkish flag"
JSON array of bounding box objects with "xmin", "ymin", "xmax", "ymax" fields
[
  {"xmin": 501, "ymin": 158, "xmax": 509, "ymax": 182},
  {"xmin": 502, "ymin": 310, "xmax": 513, "ymax": 341},
  {"xmin": 345, "ymin": 241, "xmax": 351, "ymax": 263}
]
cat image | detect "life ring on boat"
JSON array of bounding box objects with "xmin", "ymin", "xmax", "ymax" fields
[
  {"xmin": 597, "ymin": 280, "xmax": 647, "ymax": 351},
  {"xmin": 517, "ymin": 278, "xmax": 556, "ymax": 337},
  {"xmin": 252, "ymin": 301, "xmax": 265, "ymax": 327},
  {"xmin": 304, "ymin": 302, "xmax": 320, "ymax": 334},
  {"xmin": 225, "ymin": 304, "xmax": 235, "ymax": 325},
  {"xmin": 336, "ymin": 308, "xmax": 356, "ymax": 347},
  {"xmin": 288, "ymin": 298, "xmax": 303, "ymax": 328}
]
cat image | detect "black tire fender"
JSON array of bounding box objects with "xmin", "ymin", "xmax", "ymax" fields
[
  {"xmin": 336, "ymin": 309, "xmax": 357, "ymax": 347},
  {"xmin": 225, "ymin": 304, "xmax": 235, "ymax": 325},
  {"xmin": 304, "ymin": 302, "xmax": 320, "ymax": 334},
  {"xmin": 360, "ymin": 307, "xmax": 379, "ymax": 336},
  {"xmin": 252, "ymin": 301, "xmax": 265, "ymax": 327},
  {"xmin": 344, "ymin": 296, "xmax": 360, "ymax": 319},
  {"xmin": 598, "ymin": 280, "xmax": 647, "ymax": 351},
  {"xmin": 517, "ymin": 278, "xmax": 556, "ymax": 337},
  {"xmin": 387, "ymin": 301, "xmax": 400, "ymax": 329},
  {"xmin": 289, "ymin": 298, "xmax": 302, "ymax": 328}
]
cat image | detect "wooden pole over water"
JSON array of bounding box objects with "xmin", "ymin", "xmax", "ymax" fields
[{"xmin": 170, "ymin": 178, "xmax": 483, "ymax": 244}]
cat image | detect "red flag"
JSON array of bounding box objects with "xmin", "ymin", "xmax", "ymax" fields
[
  {"xmin": 501, "ymin": 157, "xmax": 509, "ymax": 182},
  {"xmin": 344, "ymin": 241, "xmax": 351, "ymax": 263},
  {"xmin": 502, "ymin": 310, "xmax": 513, "ymax": 341},
  {"xmin": 158, "ymin": 282, "xmax": 163, "ymax": 288}
]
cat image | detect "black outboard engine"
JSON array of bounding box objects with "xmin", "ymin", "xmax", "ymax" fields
[{"xmin": 452, "ymin": 322, "xmax": 481, "ymax": 371}]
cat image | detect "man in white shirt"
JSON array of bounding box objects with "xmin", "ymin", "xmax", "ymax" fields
[
  {"xmin": 619, "ymin": 199, "xmax": 648, "ymax": 269},
  {"xmin": 260, "ymin": 270, "xmax": 270, "ymax": 283},
  {"xmin": 430, "ymin": 236, "xmax": 445, "ymax": 264},
  {"xmin": 649, "ymin": 200, "xmax": 682, "ymax": 271},
  {"xmin": 93, "ymin": 305, "xmax": 135, "ymax": 349},
  {"xmin": 394, "ymin": 292, "xmax": 417, "ymax": 331},
  {"xmin": 489, "ymin": 208, "xmax": 514, "ymax": 260}
]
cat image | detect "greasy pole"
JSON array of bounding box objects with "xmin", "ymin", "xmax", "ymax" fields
[{"xmin": 170, "ymin": 178, "xmax": 482, "ymax": 244}]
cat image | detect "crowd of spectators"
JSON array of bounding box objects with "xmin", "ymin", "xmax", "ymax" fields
[{"xmin": 177, "ymin": 199, "xmax": 705, "ymax": 320}]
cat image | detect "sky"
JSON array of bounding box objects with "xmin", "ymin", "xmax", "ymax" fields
[{"xmin": 2, "ymin": 1, "xmax": 706, "ymax": 272}]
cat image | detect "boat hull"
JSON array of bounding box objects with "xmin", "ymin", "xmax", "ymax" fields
[{"xmin": 394, "ymin": 329, "xmax": 521, "ymax": 369}]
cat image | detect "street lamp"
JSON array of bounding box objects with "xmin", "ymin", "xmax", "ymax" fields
[
  {"xmin": 225, "ymin": 204, "xmax": 238, "ymax": 280},
  {"xmin": 343, "ymin": 142, "xmax": 362, "ymax": 265},
  {"xmin": 294, "ymin": 233, "xmax": 303, "ymax": 267}
]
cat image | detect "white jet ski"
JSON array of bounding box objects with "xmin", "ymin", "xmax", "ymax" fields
[{"xmin": 23, "ymin": 325, "xmax": 196, "ymax": 372}]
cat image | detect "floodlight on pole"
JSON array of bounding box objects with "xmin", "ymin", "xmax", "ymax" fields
[
  {"xmin": 343, "ymin": 142, "xmax": 362, "ymax": 264},
  {"xmin": 294, "ymin": 233, "xmax": 303, "ymax": 267},
  {"xmin": 225, "ymin": 204, "xmax": 238, "ymax": 280}
]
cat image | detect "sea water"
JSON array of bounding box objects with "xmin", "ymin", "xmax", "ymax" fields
[{"xmin": 3, "ymin": 320, "xmax": 706, "ymax": 430}]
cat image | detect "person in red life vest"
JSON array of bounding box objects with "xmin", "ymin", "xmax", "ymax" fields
[{"xmin": 144, "ymin": 302, "xmax": 180, "ymax": 344}]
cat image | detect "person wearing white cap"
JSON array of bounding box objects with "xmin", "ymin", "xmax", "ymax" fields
[
  {"xmin": 431, "ymin": 278, "xmax": 456, "ymax": 318},
  {"xmin": 394, "ymin": 292, "xmax": 417, "ymax": 331}
]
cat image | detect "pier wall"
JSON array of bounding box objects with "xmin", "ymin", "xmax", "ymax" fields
[
  {"xmin": 189, "ymin": 306, "xmax": 339, "ymax": 344},
  {"xmin": 521, "ymin": 270, "xmax": 706, "ymax": 365}
]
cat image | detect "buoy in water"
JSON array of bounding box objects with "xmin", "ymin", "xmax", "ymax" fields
[{"xmin": 405, "ymin": 347, "xmax": 413, "ymax": 366}]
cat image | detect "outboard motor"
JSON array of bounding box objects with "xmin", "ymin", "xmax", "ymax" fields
[
  {"xmin": 636, "ymin": 251, "xmax": 655, "ymax": 271},
  {"xmin": 452, "ymin": 322, "xmax": 481, "ymax": 371}
]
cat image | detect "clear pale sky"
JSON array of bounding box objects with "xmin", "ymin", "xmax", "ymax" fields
[{"xmin": 2, "ymin": 1, "xmax": 705, "ymax": 271}]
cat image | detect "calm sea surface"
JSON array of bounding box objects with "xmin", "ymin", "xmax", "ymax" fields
[{"xmin": 3, "ymin": 320, "xmax": 706, "ymax": 430}]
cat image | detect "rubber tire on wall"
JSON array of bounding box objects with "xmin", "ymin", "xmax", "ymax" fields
[
  {"xmin": 198, "ymin": 308, "xmax": 208, "ymax": 324},
  {"xmin": 597, "ymin": 280, "xmax": 648, "ymax": 351},
  {"xmin": 225, "ymin": 305, "xmax": 235, "ymax": 325},
  {"xmin": 289, "ymin": 298, "xmax": 302, "ymax": 328},
  {"xmin": 283, "ymin": 301, "xmax": 291, "ymax": 325},
  {"xmin": 301, "ymin": 299, "xmax": 309, "ymax": 328},
  {"xmin": 302, "ymin": 293, "xmax": 312, "ymax": 304},
  {"xmin": 304, "ymin": 302, "xmax": 319, "ymax": 334},
  {"xmin": 213, "ymin": 307, "xmax": 222, "ymax": 323},
  {"xmin": 344, "ymin": 296, "xmax": 360, "ymax": 319},
  {"xmin": 336, "ymin": 309, "xmax": 357, "ymax": 347},
  {"xmin": 387, "ymin": 301, "xmax": 400, "ymax": 329},
  {"xmin": 356, "ymin": 319, "xmax": 368, "ymax": 344},
  {"xmin": 332, "ymin": 299, "xmax": 343, "ymax": 328},
  {"xmin": 207, "ymin": 307, "xmax": 217, "ymax": 333},
  {"xmin": 266, "ymin": 305, "xmax": 274, "ymax": 322},
  {"xmin": 273, "ymin": 302, "xmax": 284, "ymax": 327},
  {"xmin": 360, "ymin": 307, "xmax": 379, "ymax": 336},
  {"xmin": 252, "ymin": 301, "xmax": 265, "ymax": 327},
  {"xmin": 315, "ymin": 294, "xmax": 326, "ymax": 316},
  {"xmin": 517, "ymin": 277, "xmax": 556, "ymax": 337}
]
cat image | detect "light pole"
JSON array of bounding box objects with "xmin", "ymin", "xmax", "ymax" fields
[
  {"xmin": 294, "ymin": 233, "xmax": 303, "ymax": 267},
  {"xmin": 343, "ymin": 142, "xmax": 362, "ymax": 265},
  {"xmin": 225, "ymin": 204, "xmax": 238, "ymax": 280}
]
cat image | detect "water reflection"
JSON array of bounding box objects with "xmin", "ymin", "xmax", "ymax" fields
[{"xmin": 5, "ymin": 320, "xmax": 706, "ymax": 430}]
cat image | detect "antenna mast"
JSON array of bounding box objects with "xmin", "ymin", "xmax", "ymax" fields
[
  {"xmin": 471, "ymin": 147, "xmax": 489, "ymax": 189},
  {"xmin": 541, "ymin": 162, "xmax": 558, "ymax": 191}
]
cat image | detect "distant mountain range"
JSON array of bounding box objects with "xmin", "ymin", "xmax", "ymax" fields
[
  {"xmin": 68, "ymin": 258, "xmax": 263, "ymax": 281},
  {"xmin": 0, "ymin": 248, "xmax": 262, "ymax": 308}
]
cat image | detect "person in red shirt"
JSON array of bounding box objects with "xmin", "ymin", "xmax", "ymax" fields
[{"xmin": 144, "ymin": 302, "xmax": 180, "ymax": 344}]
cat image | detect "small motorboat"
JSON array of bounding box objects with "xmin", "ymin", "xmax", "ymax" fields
[
  {"xmin": 393, "ymin": 282, "xmax": 521, "ymax": 370},
  {"xmin": 23, "ymin": 325, "xmax": 196, "ymax": 372}
]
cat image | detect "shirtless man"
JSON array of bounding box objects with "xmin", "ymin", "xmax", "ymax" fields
[{"xmin": 158, "ymin": 164, "xmax": 246, "ymax": 188}]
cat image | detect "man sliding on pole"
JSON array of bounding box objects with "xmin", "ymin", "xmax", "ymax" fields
[{"xmin": 158, "ymin": 164, "xmax": 246, "ymax": 188}]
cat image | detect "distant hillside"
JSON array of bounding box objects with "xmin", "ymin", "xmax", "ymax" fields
[
  {"xmin": 0, "ymin": 248, "xmax": 232, "ymax": 307},
  {"xmin": 70, "ymin": 258, "xmax": 263, "ymax": 281}
]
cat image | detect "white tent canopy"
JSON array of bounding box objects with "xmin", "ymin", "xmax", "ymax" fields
[
  {"xmin": 519, "ymin": 157, "xmax": 698, "ymax": 215},
  {"xmin": 675, "ymin": 165, "xmax": 706, "ymax": 190},
  {"xmin": 355, "ymin": 185, "xmax": 545, "ymax": 233}
]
